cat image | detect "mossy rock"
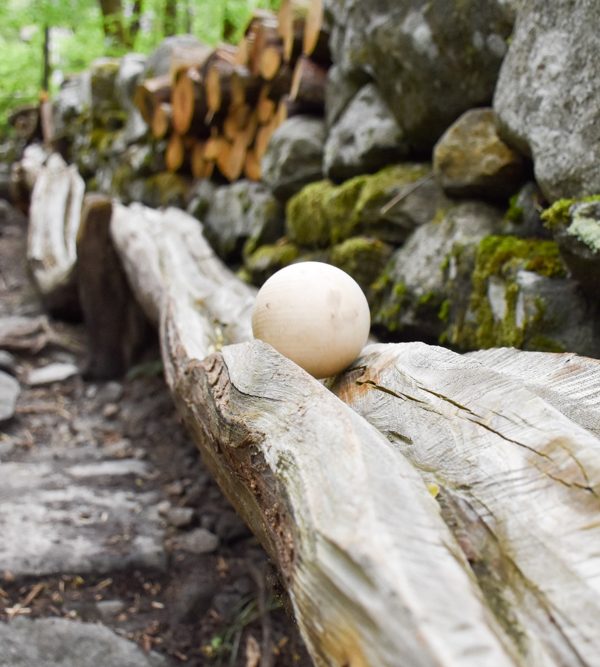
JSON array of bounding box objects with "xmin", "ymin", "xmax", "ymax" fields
[
  {"xmin": 125, "ymin": 172, "xmax": 192, "ymax": 209},
  {"xmin": 444, "ymin": 235, "xmax": 587, "ymax": 353},
  {"xmin": 372, "ymin": 201, "xmax": 503, "ymax": 341},
  {"xmin": 329, "ymin": 236, "xmax": 394, "ymax": 305},
  {"xmin": 90, "ymin": 58, "xmax": 122, "ymax": 123},
  {"xmin": 285, "ymin": 180, "xmax": 343, "ymax": 248},
  {"xmin": 244, "ymin": 242, "xmax": 300, "ymax": 285},
  {"xmin": 285, "ymin": 163, "xmax": 443, "ymax": 248},
  {"xmin": 542, "ymin": 196, "xmax": 600, "ymax": 297}
]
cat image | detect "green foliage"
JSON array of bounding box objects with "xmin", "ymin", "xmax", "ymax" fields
[{"xmin": 0, "ymin": 0, "xmax": 281, "ymax": 131}]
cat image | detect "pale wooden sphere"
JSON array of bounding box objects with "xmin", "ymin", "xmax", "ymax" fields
[{"xmin": 252, "ymin": 262, "xmax": 370, "ymax": 378}]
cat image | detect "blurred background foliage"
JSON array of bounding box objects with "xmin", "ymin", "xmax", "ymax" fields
[{"xmin": 0, "ymin": 0, "xmax": 281, "ymax": 128}]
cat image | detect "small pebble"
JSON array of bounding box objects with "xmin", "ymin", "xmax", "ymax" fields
[
  {"xmin": 157, "ymin": 501, "xmax": 171, "ymax": 517},
  {"xmin": 164, "ymin": 480, "xmax": 185, "ymax": 496},
  {"xmin": 171, "ymin": 528, "xmax": 219, "ymax": 555},
  {"xmin": 96, "ymin": 599, "xmax": 126, "ymax": 620},
  {"xmin": 27, "ymin": 362, "xmax": 79, "ymax": 386},
  {"xmin": 102, "ymin": 403, "xmax": 119, "ymax": 419},
  {"xmin": 166, "ymin": 507, "xmax": 195, "ymax": 529}
]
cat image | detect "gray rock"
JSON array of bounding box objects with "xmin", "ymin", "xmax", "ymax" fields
[
  {"xmin": 0, "ymin": 349, "xmax": 17, "ymax": 374},
  {"xmin": 324, "ymin": 83, "xmax": 408, "ymax": 181},
  {"xmin": 433, "ymin": 108, "xmax": 526, "ymax": 201},
  {"xmin": 96, "ymin": 599, "xmax": 126, "ymax": 620},
  {"xmin": 0, "ymin": 370, "xmax": 19, "ymax": 422},
  {"xmin": 325, "ymin": 65, "xmax": 371, "ymax": 129},
  {"xmin": 261, "ymin": 116, "xmax": 326, "ymax": 201},
  {"xmin": 501, "ymin": 182, "xmax": 549, "ymax": 239},
  {"xmin": 171, "ymin": 527, "xmax": 219, "ymax": 555},
  {"xmin": 214, "ymin": 509, "xmax": 251, "ymax": 543},
  {"xmin": 204, "ymin": 181, "xmax": 284, "ymax": 261},
  {"xmin": 0, "ymin": 459, "xmax": 165, "ymax": 577},
  {"xmin": 374, "ymin": 202, "xmax": 503, "ymax": 340},
  {"xmin": 166, "ymin": 506, "xmax": 195, "ymax": 528},
  {"xmin": 494, "ymin": 0, "xmax": 600, "ymax": 200},
  {"xmin": 186, "ymin": 178, "xmax": 217, "ymax": 221},
  {"xmin": 52, "ymin": 72, "xmax": 92, "ymax": 142},
  {"xmin": 0, "ymin": 617, "xmax": 168, "ymax": 667},
  {"xmin": 26, "ymin": 362, "xmax": 79, "ymax": 386},
  {"xmin": 327, "ymin": 0, "xmax": 514, "ymax": 150}
]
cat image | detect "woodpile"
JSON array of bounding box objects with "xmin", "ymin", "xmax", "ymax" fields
[{"xmin": 133, "ymin": 0, "xmax": 330, "ymax": 183}]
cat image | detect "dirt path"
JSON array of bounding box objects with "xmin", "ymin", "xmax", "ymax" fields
[{"xmin": 0, "ymin": 199, "xmax": 310, "ymax": 667}]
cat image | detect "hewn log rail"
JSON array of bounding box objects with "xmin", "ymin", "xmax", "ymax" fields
[{"xmin": 103, "ymin": 203, "xmax": 600, "ymax": 666}]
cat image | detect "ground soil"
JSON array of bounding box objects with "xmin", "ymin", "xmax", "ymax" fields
[{"xmin": 0, "ymin": 203, "xmax": 312, "ymax": 667}]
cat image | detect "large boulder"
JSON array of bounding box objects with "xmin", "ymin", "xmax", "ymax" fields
[
  {"xmin": 433, "ymin": 108, "xmax": 525, "ymax": 201},
  {"xmin": 373, "ymin": 202, "xmax": 503, "ymax": 340},
  {"xmin": 323, "ymin": 83, "xmax": 407, "ymax": 181},
  {"xmin": 326, "ymin": 0, "xmax": 515, "ymax": 151},
  {"xmin": 494, "ymin": 0, "xmax": 600, "ymax": 201},
  {"xmin": 261, "ymin": 116, "xmax": 326, "ymax": 201}
]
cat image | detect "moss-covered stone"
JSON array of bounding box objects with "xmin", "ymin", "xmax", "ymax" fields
[
  {"xmin": 541, "ymin": 195, "xmax": 600, "ymax": 230},
  {"xmin": 244, "ymin": 242, "xmax": 300, "ymax": 285},
  {"xmin": 286, "ymin": 180, "xmax": 337, "ymax": 248},
  {"xmin": 285, "ymin": 163, "xmax": 440, "ymax": 248},
  {"xmin": 329, "ymin": 236, "xmax": 393, "ymax": 305},
  {"xmin": 446, "ymin": 235, "xmax": 569, "ymax": 350}
]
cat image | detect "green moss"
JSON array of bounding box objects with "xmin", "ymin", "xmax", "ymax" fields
[
  {"xmin": 244, "ymin": 242, "xmax": 300, "ymax": 284},
  {"xmin": 476, "ymin": 235, "xmax": 566, "ymax": 279},
  {"xmin": 541, "ymin": 194, "xmax": 600, "ymax": 229},
  {"xmin": 330, "ymin": 236, "xmax": 393, "ymax": 303},
  {"xmin": 373, "ymin": 279, "xmax": 407, "ymax": 332},
  {"xmin": 528, "ymin": 335, "xmax": 566, "ymax": 353},
  {"xmin": 505, "ymin": 193, "xmax": 524, "ymax": 224},
  {"xmin": 438, "ymin": 299, "xmax": 450, "ymax": 323},
  {"xmin": 286, "ymin": 180, "xmax": 336, "ymax": 247},
  {"xmin": 286, "ymin": 164, "xmax": 432, "ymax": 248}
]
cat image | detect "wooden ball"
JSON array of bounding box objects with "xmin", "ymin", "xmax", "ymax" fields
[{"xmin": 251, "ymin": 262, "xmax": 370, "ymax": 378}]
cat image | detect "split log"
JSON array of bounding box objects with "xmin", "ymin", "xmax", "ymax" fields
[
  {"xmin": 245, "ymin": 11, "xmax": 280, "ymax": 75},
  {"xmin": 166, "ymin": 133, "xmax": 187, "ymax": 173},
  {"xmin": 302, "ymin": 0, "xmax": 330, "ymax": 64},
  {"xmin": 27, "ymin": 153, "xmax": 84, "ymax": 317},
  {"xmin": 171, "ymin": 66, "xmax": 208, "ymax": 135},
  {"xmin": 133, "ymin": 74, "xmax": 171, "ymax": 125},
  {"xmin": 244, "ymin": 148, "xmax": 262, "ymax": 181},
  {"xmin": 151, "ymin": 102, "xmax": 172, "ymax": 139},
  {"xmin": 230, "ymin": 67, "xmax": 261, "ymax": 108},
  {"xmin": 9, "ymin": 143, "xmax": 49, "ymax": 206},
  {"xmin": 289, "ymin": 56, "xmax": 327, "ymax": 111},
  {"xmin": 168, "ymin": 43, "xmax": 212, "ymax": 81},
  {"xmin": 76, "ymin": 194, "xmax": 149, "ymax": 379},
  {"xmin": 278, "ymin": 0, "xmax": 310, "ymax": 62},
  {"xmin": 108, "ymin": 203, "xmax": 520, "ymax": 667},
  {"xmin": 333, "ymin": 343, "xmax": 600, "ymax": 666},
  {"xmin": 204, "ymin": 47, "xmax": 239, "ymax": 118}
]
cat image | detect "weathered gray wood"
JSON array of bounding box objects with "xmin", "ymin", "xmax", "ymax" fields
[
  {"xmin": 109, "ymin": 203, "xmax": 521, "ymax": 667},
  {"xmin": 27, "ymin": 153, "xmax": 84, "ymax": 316},
  {"xmin": 76, "ymin": 195, "xmax": 149, "ymax": 379},
  {"xmin": 333, "ymin": 342, "xmax": 600, "ymax": 666}
]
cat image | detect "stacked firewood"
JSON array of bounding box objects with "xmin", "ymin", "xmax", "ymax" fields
[{"xmin": 133, "ymin": 0, "xmax": 330, "ymax": 182}]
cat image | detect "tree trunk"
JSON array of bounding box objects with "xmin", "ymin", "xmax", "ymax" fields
[
  {"xmin": 76, "ymin": 195, "xmax": 150, "ymax": 379},
  {"xmin": 97, "ymin": 0, "xmax": 130, "ymax": 49},
  {"xmin": 163, "ymin": 0, "xmax": 177, "ymax": 37},
  {"xmin": 27, "ymin": 153, "xmax": 84, "ymax": 318},
  {"xmin": 107, "ymin": 202, "xmax": 600, "ymax": 667}
]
